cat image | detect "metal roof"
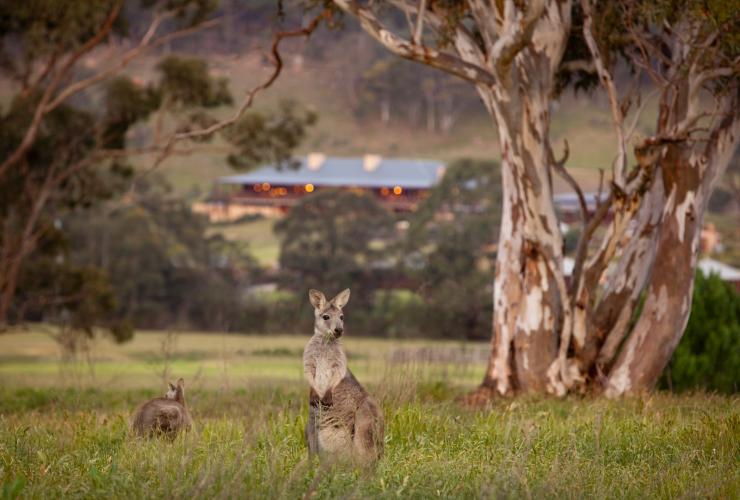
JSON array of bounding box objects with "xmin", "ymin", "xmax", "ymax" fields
[
  {"xmin": 698, "ymin": 258, "xmax": 740, "ymax": 281},
  {"xmin": 218, "ymin": 156, "xmax": 445, "ymax": 189}
]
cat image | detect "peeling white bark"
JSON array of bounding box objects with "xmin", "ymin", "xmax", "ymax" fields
[{"xmin": 605, "ymin": 91, "xmax": 739, "ymax": 397}]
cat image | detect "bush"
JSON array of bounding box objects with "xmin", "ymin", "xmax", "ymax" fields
[{"xmin": 660, "ymin": 270, "xmax": 740, "ymax": 393}]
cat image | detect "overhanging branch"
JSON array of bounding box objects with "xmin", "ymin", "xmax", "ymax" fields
[
  {"xmin": 145, "ymin": 9, "xmax": 333, "ymax": 172},
  {"xmin": 332, "ymin": 0, "xmax": 497, "ymax": 86},
  {"xmin": 490, "ymin": 0, "xmax": 547, "ymax": 78}
]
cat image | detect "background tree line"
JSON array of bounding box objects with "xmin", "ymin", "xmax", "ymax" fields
[{"xmin": 0, "ymin": 0, "xmax": 318, "ymax": 340}]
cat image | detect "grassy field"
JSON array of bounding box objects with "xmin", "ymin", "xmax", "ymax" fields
[{"xmin": 0, "ymin": 330, "xmax": 738, "ymax": 498}]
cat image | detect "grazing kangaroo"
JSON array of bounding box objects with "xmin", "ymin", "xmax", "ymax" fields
[
  {"xmin": 303, "ymin": 289, "xmax": 384, "ymax": 463},
  {"xmin": 132, "ymin": 378, "xmax": 192, "ymax": 438}
]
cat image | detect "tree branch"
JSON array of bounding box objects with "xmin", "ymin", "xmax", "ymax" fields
[
  {"xmin": 581, "ymin": 0, "xmax": 627, "ymax": 187},
  {"xmin": 625, "ymin": 88, "xmax": 660, "ymax": 142},
  {"xmin": 560, "ymin": 59, "xmax": 596, "ymax": 73},
  {"xmin": 43, "ymin": 11, "xmax": 214, "ymax": 112},
  {"xmin": 413, "ymin": 0, "xmax": 427, "ymax": 45},
  {"xmin": 331, "ymin": 0, "xmax": 497, "ymax": 86},
  {"xmin": 0, "ymin": 1, "xmax": 123, "ymax": 180},
  {"xmin": 142, "ymin": 9, "xmax": 332, "ymax": 174},
  {"xmin": 21, "ymin": 51, "xmax": 60, "ymax": 97},
  {"xmin": 548, "ymin": 139, "xmax": 587, "ymax": 225},
  {"xmin": 490, "ymin": 0, "xmax": 547, "ymax": 78},
  {"xmin": 387, "ymin": 0, "xmax": 488, "ymax": 67}
]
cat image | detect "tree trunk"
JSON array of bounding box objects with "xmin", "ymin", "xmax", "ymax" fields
[
  {"xmin": 380, "ymin": 96, "xmax": 390, "ymax": 124},
  {"xmin": 606, "ymin": 110, "xmax": 740, "ymax": 396},
  {"xmin": 476, "ymin": 67, "xmax": 570, "ymax": 396},
  {"xmin": 576, "ymin": 175, "xmax": 665, "ymax": 374}
]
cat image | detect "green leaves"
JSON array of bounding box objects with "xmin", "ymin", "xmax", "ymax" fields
[
  {"xmin": 103, "ymin": 77, "xmax": 161, "ymax": 149},
  {"xmin": 224, "ymin": 100, "xmax": 317, "ymax": 170},
  {"xmin": 0, "ymin": 0, "xmax": 125, "ymax": 77},
  {"xmin": 63, "ymin": 176, "xmax": 258, "ymax": 332},
  {"xmin": 156, "ymin": 56, "xmax": 232, "ymax": 108},
  {"xmin": 404, "ymin": 159, "xmax": 501, "ymax": 340},
  {"xmin": 275, "ymin": 189, "xmax": 394, "ymax": 306}
]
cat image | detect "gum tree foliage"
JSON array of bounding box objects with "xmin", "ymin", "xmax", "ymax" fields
[
  {"xmin": 0, "ymin": 0, "xmax": 317, "ymax": 339},
  {"xmin": 275, "ymin": 190, "xmax": 395, "ymax": 309},
  {"xmin": 224, "ymin": 100, "xmax": 318, "ymax": 170},
  {"xmin": 311, "ymin": 0, "xmax": 739, "ymax": 398},
  {"xmin": 64, "ymin": 176, "xmax": 259, "ymax": 332},
  {"xmin": 0, "ymin": 89, "xmax": 138, "ymax": 341}
]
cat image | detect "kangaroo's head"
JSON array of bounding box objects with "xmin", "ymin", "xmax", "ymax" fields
[
  {"xmin": 165, "ymin": 378, "xmax": 186, "ymax": 404},
  {"xmin": 308, "ymin": 288, "xmax": 350, "ymax": 340}
]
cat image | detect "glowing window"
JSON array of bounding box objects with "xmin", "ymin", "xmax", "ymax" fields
[
  {"xmin": 305, "ymin": 183, "xmax": 315, "ymax": 193},
  {"xmin": 393, "ymin": 186, "xmax": 403, "ymax": 195},
  {"xmin": 262, "ymin": 182, "xmax": 270, "ymax": 191}
]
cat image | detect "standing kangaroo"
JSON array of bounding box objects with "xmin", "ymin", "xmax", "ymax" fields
[
  {"xmin": 303, "ymin": 289, "xmax": 384, "ymax": 463},
  {"xmin": 132, "ymin": 378, "xmax": 192, "ymax": 438}
]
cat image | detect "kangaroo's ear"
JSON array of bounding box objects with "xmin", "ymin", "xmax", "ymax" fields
[
  {"xmin": 168, "ymin": 382, "xmax": 176, "ymax": 391},
  {"xmin": 332, "ymin": 289, "xmax": 350, "ymax": 309},
  {"xmin": 176, "ymin": 378, "xmax": 185, "ymax": 388},
  {"xmin": 308, "ymin": 289, "xmax": 326, "ymax": 310}
]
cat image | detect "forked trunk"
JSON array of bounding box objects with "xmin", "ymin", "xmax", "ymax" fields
[{"xmin": 606, "ymin": 112, "xmax": 740, "ymax": 396}]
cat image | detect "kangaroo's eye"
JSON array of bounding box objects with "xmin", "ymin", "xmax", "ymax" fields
[
  {"xmin": 340, "ymin": 315, "xmax": 344, "ymax": 320},
  {"xmin": 322, "ymin": 315, "xmax": 330, "ymax": 321}
]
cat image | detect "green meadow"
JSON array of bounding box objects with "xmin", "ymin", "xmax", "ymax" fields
[{"xmin": 0, "ymin": 330, "xmax": 738, "ymax": 498}]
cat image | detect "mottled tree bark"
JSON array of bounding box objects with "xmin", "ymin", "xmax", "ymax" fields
[
  {"xmin": 606, "ymin": 103, "xmax": 740, "ymax": 396},
  {"xmin": 472, "ymin": 2, "xmax": 573, "ymax": 397}
]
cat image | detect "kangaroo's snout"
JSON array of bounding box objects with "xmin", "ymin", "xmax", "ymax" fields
[{"xmin": 334, "ymin": 327, "xmax": 343, "ymax": 337}]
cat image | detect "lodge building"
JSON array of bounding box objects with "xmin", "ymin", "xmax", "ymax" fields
[
  {"xmin": 194, "ymin": 153, "xmax": 612, "ymax": 223},
  {"xmin": 196, "ymin": 154, "xmax": 446, "ymax": 220}
]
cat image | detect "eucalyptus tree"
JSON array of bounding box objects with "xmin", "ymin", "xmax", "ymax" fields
[
  {"xmin": 0, "ymin": 0, "xmax": 323, "ymax": 329},
  {"xmin": 322, "ymin": 0, "xmax": 739, "ymax": 398},
  {"xmin": 580, "ymin": 0, "xmax": 740, "ymax": 396}
]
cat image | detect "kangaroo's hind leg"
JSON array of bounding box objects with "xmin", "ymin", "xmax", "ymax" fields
[{"xmin": 353, "ymin": 399, "xmax": 384, "ymax": 463}]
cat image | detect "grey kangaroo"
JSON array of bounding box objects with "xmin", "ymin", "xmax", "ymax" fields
[
  {"xmin": 303, "ymin": 288, "xmax": 384, "ymax": 463},
  {"xmin": 132, "ymin": 378, "xmax": 192, "ymax": 438}
]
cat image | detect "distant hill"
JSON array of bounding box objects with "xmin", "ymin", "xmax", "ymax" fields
[{"xmin": 136, "ymin": 49, "xmax": 649, "ymax": 196}]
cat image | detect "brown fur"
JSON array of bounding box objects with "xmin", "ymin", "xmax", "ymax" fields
[
  {"xmin": 303, "ymin": 289, "xmax": 384, "ymax": 463},
  {"xmin": 132, "ymin": 378, "xmax": 192, "ymax": 438}
]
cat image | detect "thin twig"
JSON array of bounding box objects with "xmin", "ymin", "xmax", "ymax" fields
[
  {"xmin": 413, "ymin": 0, "xmax": 427, "ymax": 45},
  {"xmin": 548, "ymin": 139, "xmax": 588, "ymax": 225}
]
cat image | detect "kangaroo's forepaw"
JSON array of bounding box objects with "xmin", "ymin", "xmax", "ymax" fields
[
  {"xmin": 309, "ymin": 388, "xmax": 321, "ymax": 408},
  {"xmin": 320, "ymin": 390, "xmax": 333, "ymax": 407}
]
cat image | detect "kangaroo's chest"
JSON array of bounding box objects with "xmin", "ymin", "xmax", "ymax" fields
[{"xmin": 313, "ymin": 354, "xmax": 346, "ymax": 397}]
